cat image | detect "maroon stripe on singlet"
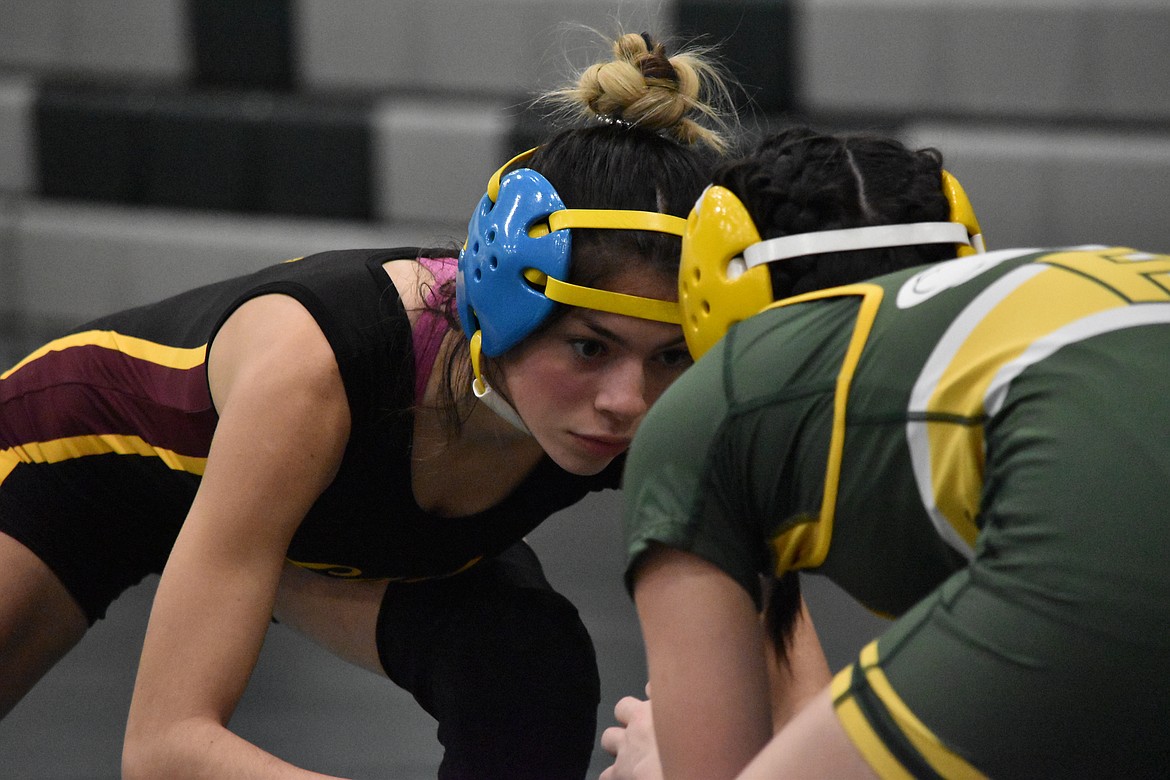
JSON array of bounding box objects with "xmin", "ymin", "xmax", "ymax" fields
[{"xmin": 0, "ymin": 344, "xmax": 217, "ymax": 457}]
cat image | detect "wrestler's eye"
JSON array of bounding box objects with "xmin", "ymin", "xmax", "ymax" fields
[
  {"xmin": 570, "ymin": 339, "xmax": 605, "ymax": 359},
  {"xmin": 657, "ymin": 348, "xmax": 693, "ymax": 369}
]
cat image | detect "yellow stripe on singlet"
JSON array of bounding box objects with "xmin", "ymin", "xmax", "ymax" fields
[
  {"xmin": 832, "ymin": 663, "xmax": 915, "ymax": 779},
  {"xmin": 1, "ymin": 332, "xmax": 209, "ymax": 484},
  {"xmin": 766, "ymin": 284, "xmax": 885, "ymax": 574},
  {"xmin": 908, "ymin": 249, "xmax": 1170, "ymax": 556},
  {"xmin": 286, "ymin": 554, "xmax": 484, "ymax": 582},
  {"xmin": 0, "ymin": 434, "xmax": 207, "ymax": 485},
  {"xmin": 928, "ymin": 267, "xmax": 1126, "ymax": 547},
  {"xmin": 1, "ymin": 330, "xmax": 207, "ymax": 380},
  {"xmin": 834, "ymin": 641, "xmax": 987, "ymax": 779}
]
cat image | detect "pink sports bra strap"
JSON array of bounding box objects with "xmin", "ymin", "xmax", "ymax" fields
[{"xmin": 413, "ymin": 256, "xmax": 459, "ymax": 404}]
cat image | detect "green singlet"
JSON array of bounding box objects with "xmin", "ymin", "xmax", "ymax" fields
[{"xmin": 623, "ymin": 246, "xmax": 1170, "ymax": 779}]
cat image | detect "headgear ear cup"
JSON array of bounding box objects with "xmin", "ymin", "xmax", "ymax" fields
[
  {"xmin": 679, "ymin": 171, "xmax": 987, "ymax": 361},
  {"xmin": 458, "ymin": 167, "xmax": 571, "ymax": 356},
  {"xmin": 677, "ymin": 186, "xmax": 776, "ymax": 360},
  {"xmin": 941, "ymin": 170, "xmax": 985, "ymax": 256},
  {"xmin": 455, "ymin": 148, "xmax": 690, "ymax": 430},
  {"xmin": 458, "ymin": 154, "xmax": 687, "ymax": 358}
]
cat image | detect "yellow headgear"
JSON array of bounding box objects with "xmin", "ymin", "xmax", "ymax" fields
[{"xmin": 678, "ymin": 171, "xmax": 984, "ymax": 359}]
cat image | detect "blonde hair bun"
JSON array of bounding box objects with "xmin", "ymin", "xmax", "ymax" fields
[{"xmin": 550, "ymin": 31, "xmax": 733, "ymax": 153}]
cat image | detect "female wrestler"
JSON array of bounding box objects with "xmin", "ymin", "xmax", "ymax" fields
[
  {"xmin": 0, "ymin": 32, "xmax": 732, "ymax": 779},
  {"xmin": 606, "ymin": 126, "xmax": 1170, "ymax": 779}
]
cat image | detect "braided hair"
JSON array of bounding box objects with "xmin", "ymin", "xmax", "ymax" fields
[{"xmin": 714, "ymin": 126, "xmax": 954, "ymax": 300}]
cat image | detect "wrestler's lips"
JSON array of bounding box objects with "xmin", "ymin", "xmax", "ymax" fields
[{"xmin": 572, "ymin": 433, "xmax": 630, "ymax": 459}]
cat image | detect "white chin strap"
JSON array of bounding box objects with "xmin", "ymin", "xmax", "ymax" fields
[
  {"xmin": 741, "ymin": 222, "xmax": 974, "ymax": 271},
  {"xmin": 472, "ymin": 376, "xmax": 531, "ymax": 435},
  {"xmin": 468, "ymin": 330, "xmax": 531, "ymax": 435}
]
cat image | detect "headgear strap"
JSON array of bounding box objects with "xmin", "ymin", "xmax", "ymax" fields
[
  {"xmin": 742, "ymin": 222, "xmax": 972, "ymax": 269},
  {"xmin": 459, "ymin": 146, "xmax": 689, "ymax": 432}
]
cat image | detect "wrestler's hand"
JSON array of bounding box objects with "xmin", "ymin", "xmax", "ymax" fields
[{"xmin": 599, "ymin": 686, "xmax": 663, "ymax": 780}]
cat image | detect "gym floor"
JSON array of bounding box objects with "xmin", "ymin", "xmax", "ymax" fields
[{"xmin": 0, "ymin": 490, "xmax": 885, "ymax": 779}]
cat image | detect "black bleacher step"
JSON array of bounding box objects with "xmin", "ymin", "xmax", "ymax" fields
[
  {"xmin": 673, "ymin": 0, "xmax": 798, "ymax": 116},
  {"xmin": 188, "ymin": 0, "xmax": 295, "ymax": 91},
  {"xmin": 35, "ymin": 82, "xmax": 373, "ymax": 220}
]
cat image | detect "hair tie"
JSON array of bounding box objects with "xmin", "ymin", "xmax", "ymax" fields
[{"xmin": 597, "ymin": 113, "xmax": 636, "ymax": 130}]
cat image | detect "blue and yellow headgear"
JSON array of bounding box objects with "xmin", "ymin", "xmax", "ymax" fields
[
  {"xmin": 678, "ymin": 171, "xmax": 985, "ymax": 359},
  {"xmin": 457, "ymin": 148, "xmax": 687, "ymax": 399}
]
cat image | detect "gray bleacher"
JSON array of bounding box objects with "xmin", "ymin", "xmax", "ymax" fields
[
  {"xmin": 796, "ymin": 0, "xmax": 1170, "ymax": 254},
  {"xmin": 0, "ymin": 1, "xmax": 1167, "ymax": 777},
  {"xmin": 0, "ymin": 0, "xmax": 190, "ymax": 81},
  {"xmin": 297, "ymin": 0, "xmax": 673, "ymax": 96},
  {"xmin": 904, "ymin": 123, "xmax": 1170, "ymax": 250},
  {"xmin": 799, "ymin": 0, "xmax": 1170, "ymax": 121},
  {"xmin": 371, "ymin": 96, "xmax": 515, "ymax": 225}
]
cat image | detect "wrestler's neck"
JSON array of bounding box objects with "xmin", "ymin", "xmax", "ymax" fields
[{"xmin": 410, "ymin": 366, "xmax": 542, "ymax": 517}]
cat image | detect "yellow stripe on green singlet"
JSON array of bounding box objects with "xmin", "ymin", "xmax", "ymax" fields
[
  {"xmin": 928, "ymin": 268, "xmax": 1124, "ymax": 546},
  {"xmin": 833, "ymin": 642, "xmax": 987, "ymax": 779},
  {"xmin": 832, "ymin": 663, "xmax": 915, "ymax": 779}
]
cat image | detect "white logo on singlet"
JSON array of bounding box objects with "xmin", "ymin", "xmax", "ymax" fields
[{"xmin": 896, "ymin": 248, "xmax": 1042, "ymax": 309}]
